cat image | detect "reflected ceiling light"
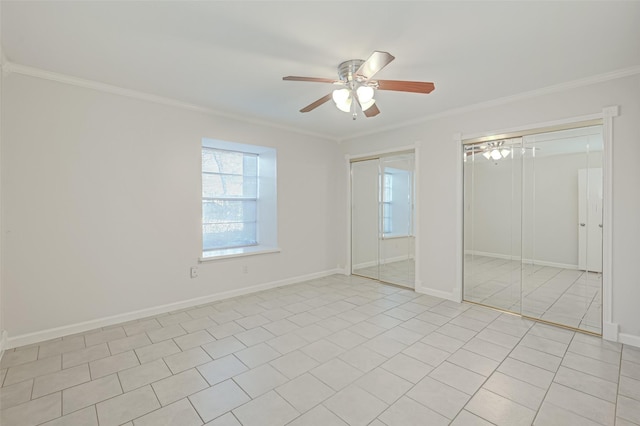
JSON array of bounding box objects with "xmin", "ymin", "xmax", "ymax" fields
[{"xmin": 482, "ymin": 141, "xmax": 511, "ymax": 161}]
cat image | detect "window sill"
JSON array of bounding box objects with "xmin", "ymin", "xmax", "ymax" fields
[{"xmin": 200, "ymin": 246, "xmax": 281, "ymax": 262}]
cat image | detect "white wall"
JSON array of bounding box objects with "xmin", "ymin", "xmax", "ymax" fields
[
  {"xmin": 1, "ymin": 72, "xmax": 346, "ymax": 341},
  {"xmin": 342, "ymin": 73, "xmax": 640, "ymax": 341},
  {"xmin": 0, "ymin": 3, "xmax": 5, "ymax": 353}
]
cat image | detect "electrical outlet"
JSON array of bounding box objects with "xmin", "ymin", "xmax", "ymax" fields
[
  {"xmin": 190, "ymin": 266, "xmax": 199, "ymax": 278},
  {"xmin": 242, "ymin": 265, "xmax": 249, "ymax": 274}
]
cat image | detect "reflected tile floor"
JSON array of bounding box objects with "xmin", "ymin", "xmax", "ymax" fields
[
  {"xmin": 464, "ymin": 255, "xmax": 602, "ymax": 333},
  {"xmin": 1, "ymin": 274, "xmax": 638, "ymax": 426},
  {"xmin": 354, "ymin": 259, "xmax": 415, "ymax": 288}
]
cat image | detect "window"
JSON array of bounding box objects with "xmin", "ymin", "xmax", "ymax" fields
[{"xmin": 201, "ymin": 139, "xmax": 278, "ymax": 260}]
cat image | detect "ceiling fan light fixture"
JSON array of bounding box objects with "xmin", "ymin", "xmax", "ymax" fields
[
  {"xmin": 360, "ymin": 98, "xmax": 376, "ymax": 111},
  {"xmin": 332, "ymin": 88, "xmax": 352, "ymax": 112},
  {"xmin": 356, "ymin": 85, "xmax": 375, "ymax": 103},
  {"xmin": 482, "ymin": 151, "xmax": 492, "ymax": 160},
  {"xmin": 500, "ymin": 148, "xmax": 511, "ymax": 158}
]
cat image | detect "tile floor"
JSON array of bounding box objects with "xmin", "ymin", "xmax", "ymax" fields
[
  {"xmin": 464, "ymin": 255, "xmax": 602, "ymax": 333},
  {"xmin": 1, "ymin": 274, "xmax": 638, "ymax": 426}
]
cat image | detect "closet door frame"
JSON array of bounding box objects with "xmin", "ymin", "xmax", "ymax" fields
[{"xmin": 456, "ymin": 106, "xmax": 618, "ymax": 341}]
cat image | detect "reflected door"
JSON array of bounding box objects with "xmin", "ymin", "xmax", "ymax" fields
[{"xmin": 351, "ymin": 153, "xmax": 416, "ymax": 288}]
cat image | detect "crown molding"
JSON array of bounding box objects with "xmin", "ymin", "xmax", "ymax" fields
[
  {"xmin": 2, "ymin": 61, "xmax": 339, "ymax": 143},
  {"xmin": 338, "ymin": 65, "xmax": 640, "ymax": 143}
]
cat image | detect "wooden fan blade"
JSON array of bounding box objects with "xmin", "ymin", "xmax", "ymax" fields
[
  {"xmin": 364, "ymin": 103, "xmax": 380, "ymax": 118},
  {"xmin": 376, "ymin": 80, "xmax": 435, "ymax": 94},
  {"xmin": 356, "ymin": 51, "xmax": 395, "ymax": 80},
  {"xmin": 300, "ymin": 93, "xmax": 333, "ymax": 113},
  {"xmin": 283, "ymin": 76, "xmax": 339, "ymax": 84}
]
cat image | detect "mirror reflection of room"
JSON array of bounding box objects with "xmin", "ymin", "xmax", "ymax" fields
[
  {"xmin": 463, "ymin": 125, "xmax": 603, "ymax": 334},
  {"xmin": 351, "ymin": 152, "xmax": 415, "ymax": 288}
]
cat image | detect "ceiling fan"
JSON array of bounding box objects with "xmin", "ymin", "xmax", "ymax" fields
[{"xmin": 283, "ymin": 51, "xmax": 435, "ymax": 120}]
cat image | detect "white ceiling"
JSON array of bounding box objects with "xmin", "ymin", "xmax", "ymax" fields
[{"xmin": 2, "ymin": 1, "xmax": 640, "ymax": 142}]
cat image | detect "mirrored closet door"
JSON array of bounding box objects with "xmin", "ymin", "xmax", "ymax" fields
[
  {"xmin": 351, "ymin": 152, "xmax": 415, "ymax": 288},
  {"xmin": 463, "ymin": 125, "xmax": 603, "ymax": 334}
]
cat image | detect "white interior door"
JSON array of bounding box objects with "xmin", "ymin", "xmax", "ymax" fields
[{"xmin": 578, "ymin": 168, "xmax": 603, "ymax": 272}]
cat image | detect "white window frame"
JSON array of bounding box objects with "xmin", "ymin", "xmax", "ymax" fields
[{"xmin": 200, "ymin": 138, "xmax": 280, "ymax": 261}]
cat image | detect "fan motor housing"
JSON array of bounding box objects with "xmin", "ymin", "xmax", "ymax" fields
[{"xmin": 337, "ymin": 59, "xmax": 365, "ymax": 82}]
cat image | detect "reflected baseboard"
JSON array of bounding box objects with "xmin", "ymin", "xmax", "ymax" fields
[{"xmin": 464, "ymin": 250, "xmax": 579, "ymax": 270}]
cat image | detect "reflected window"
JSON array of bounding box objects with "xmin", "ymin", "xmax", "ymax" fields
[{"xmin": 382, "ymin": 168, "xmax": 413, "ymax": 238}]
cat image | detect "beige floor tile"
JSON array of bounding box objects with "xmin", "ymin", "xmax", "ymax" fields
[
  {"xmin": 406, "ymin": 376, "xmax": 470, "ymax": 419},
  {"xmin": 420, "ymin": 332, "xmax": 465, "ymax": 353},
  {"xmin": 554, "ymin": 366, "xmax": 618, "ymax": 403},
  {"xmin": 310, "ymin": 358, "xmax": 363, "ymax": 391},
  {"xmin": 378, "ymin": 395, "xmax": 449, "ymax": 426},
  {"xmin": 181, "ymin": 317, "xmax": 216, "ymax": 333},
  {"xmin": 33, "ymin": 364, "xmax": 91, "ymax": 398},
  {"xmin": 429, "ymin": 362, "xmax": 486, "ymax": 395},
  {"xmin": 133, "ymin": 398, "xmax": 203, "ymax": 426},
  {"xmin": 466, "ymin": 388, "xmax": 536, "ymax": 426},
  {"xmin": 533, "ymin": 401, "xmax": 602, "ymax": 426},
  {"xmin": 201, "ymin": 336, "xmax": 246, "ymax": 359},
  {"xmin": 562, "ymin": 352, "xmax": 620, "ymax": 383},
  {"xmin": 90, "ymin": 350, "xmax": 139, "ymax": 379},
  {"xmin": 497, "ymin": 357, "xmax": 555, "ymax": 389},
  {"xmin": 339, "ymin": 345, "xmax": 387, "ymax": 372},
  {"xmin": 510, "ymin": 345, "xmax": 562, "ymax": 372},
  {"xmin": 4, "ymin": 355, "xmax": 61, "ymax": 386},
  {"xmin": 40, "ymin": 406, "xmax": 98, "ymax": 426},
  {"xmin": 275, "ymin": 373, "xmax": 334, "ymax": 412},
  {"xmin": 483, "ymin": 371, "xmax": 546, "ymax": 410},
  {"xmin": 232, "ymin": 390, "xmax": 299, "ymax": 426},
  {"xmin": 381, "ymin": 353, "xmax": 433, "ymax": 383},
  {"xmin": 266, "ymin": 333, "xmax": 308, "ymax": 354},
  {"xmin": 286, "ymin": 404, "xmax": 348, "ymax": 426},
  {"xmin": 450, "ymin": 410, "xmax": 495, "ymax": 425},
  {"xmin": 0, "ymin": 347, "xmax": 38, "ymax": 369},
  {"xmin": 84, "ymin": 327, "xmax": 126, "ymax": 347},
  {"xmin": 0, "ymin": 392, "xmax": 61, "ymax": 426},
  {"xmin": 269, "ymin": 350, "xmax": 319, "ymax": 379},
  {"xmin": 146, "ymin": 324, "xmax": 187, "ymax": 343},
  {"xmin": 0, "ymin": 379, "xmax": 33, "ymax": 409},
  {"xmin": 207, "ymin": 322, "xmax": 245, "ymax": 340},
  {"xmin": 39, "ymin": 336, "xmax": 86, "ymax": 359},
  {"xmin": 96, "ymin": 385, "xmax": 160, "ymax": 426},
  {"xmin": 197, "ymin": 355, "xmax": 248, "ymax": 385},
  {"xmin": 108, "ymin": 333, "xmax": 152, "ymax": 355},
  {"xmin": 447, "ymin": 349, "xmax": 499, "ymax": 377},
  {"xmin": 204, "ymin": 412, "xmax": 241, "ymax": 425},
  {"xmin": 62, "ymin": 343, "xmax": 111, "ymax": 369},
  {"xmin": 62, "ymin": 374, "xmax": 122, "ymax": 414},
  {"xmin": 235, "ymin": 342, "xmax": 281, "ymax": 368},
  {"xmin": 118, "ymin": 358, "xmax": 172, "ymax": 392},
  {"xmin": 123, "ymin": 319, "xmax": 162, "ymax": 336},
  {"xmin": 135, "ymin": 339, "xmax": 181, "ymax": 363},
  {"xmin": 617, "ymin": 395, "xmax": 640, "ymax": 425},
  {"xmin": 190, "ymin": 379, "xmax": 250, "ymax": 423},
  {"xmin": 619, "ymin": 375, "xmax": 640, "ymax": 401},
  {"xmin": 164, "ymin": 347, "xmax": 212, "ymax": 374},
  {"xmin": 235, "ymin": 327, "xmax": 275, "ymax": 347},
  {"xmin": 354, "ymin": 367, "xmax": 412, "ymax": 405},
  {"xmin": 324, "ymin": 385, "xmax": 387, "ymax": 426},
  {"xmin": 234, "ymin": 364, "xmax": 288, "ymax": 398},
  {"xmin": 544, "ymin": 383, "xmax": 615, "ymax": 426},
  {"xmin": 152, "ymin": 368, "xmax": 208, "ymax": 406}
]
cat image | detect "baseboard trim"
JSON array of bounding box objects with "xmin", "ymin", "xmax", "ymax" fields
[
  {"xmin": 415, "ymin": 285, "xmax": 458, "ymax": 303},
  {"xmin": 602, "ymin": 321, "xmax": 619, "ymax": 343},
  {"xmin": 5, "ymin": 269, "xmax": 342, "ymax": 349},
  {"xmin": 619, "ymin": 332, "xmax": 640, "ymax": 349}
]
